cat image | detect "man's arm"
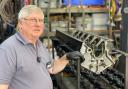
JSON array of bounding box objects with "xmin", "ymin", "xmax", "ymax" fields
[
  {"xmin": 0, "ymin": 48, "xmax": 16, "ymax": 89},
  {"xmin": 48, "ymin": 54, "xmax": 69, "ymax": 74},
  {"xmin": 0, "ymin": 84, "xmax": 8, "ymax": 89},
  {"xmin": 48, "ymin": 51, "xmax": 84, "ymax": 74}
]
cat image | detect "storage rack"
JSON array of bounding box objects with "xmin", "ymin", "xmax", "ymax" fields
[{"xmin": 40, "ymin": 1, "xmax": 110, "ymax": 36}]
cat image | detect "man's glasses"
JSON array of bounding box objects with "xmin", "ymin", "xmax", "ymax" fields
[{"xmin": 23, "ymin": 18, "xmax": 44, "ymax": 24}]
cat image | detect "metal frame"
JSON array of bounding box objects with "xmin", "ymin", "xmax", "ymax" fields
[{"xmin": 120, "ymin": 0, "xmax": 128, "ymax": 89}]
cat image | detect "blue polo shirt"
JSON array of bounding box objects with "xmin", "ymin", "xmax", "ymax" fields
[{"xmin": 0, "ymin": 32, "xmax": 53, "ymax": 89}]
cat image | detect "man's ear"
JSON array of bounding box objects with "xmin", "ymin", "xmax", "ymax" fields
[
  {"xmin": 17, "ymin": 20, "xmax": 23, "ymax": 27},
  {"xmin": 17, "ymin": 20, "xmax": 23, "ymax": 30},
  {"xmin": 18, "ymin": 20, "xmax": 22, "ymax": 25}
]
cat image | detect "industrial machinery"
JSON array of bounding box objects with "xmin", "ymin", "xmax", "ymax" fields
[{"xmin": 52, "ymin": 30, "xmax": 124, "ymax": 89}]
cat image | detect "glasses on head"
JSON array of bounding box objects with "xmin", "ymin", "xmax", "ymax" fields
[{"xmin": 23, "ymin": 18, "xmax": 44, "ymax": 24}]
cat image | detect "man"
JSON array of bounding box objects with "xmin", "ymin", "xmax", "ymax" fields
[{"xmin": 0, "ymin": 5, "xmax": 84, "ymax": 89}]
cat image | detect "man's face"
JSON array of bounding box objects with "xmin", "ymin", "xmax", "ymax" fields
[{"xmin": 19, "ymin": 11, "xmax": 44, "ymax": 39}]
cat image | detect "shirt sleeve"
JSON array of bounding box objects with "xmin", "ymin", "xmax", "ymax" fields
[{"xmin": 0, "ymin": 48, "xmax": 16, "ymax": 84}]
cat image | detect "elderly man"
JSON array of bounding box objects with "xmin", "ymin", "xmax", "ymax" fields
[{"xmin": 0, "ymin": 5, "xmax": 84, "ymax": 89}]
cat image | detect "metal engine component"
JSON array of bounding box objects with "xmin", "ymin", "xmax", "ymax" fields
[
  {"xmin": 71, "ymin": 30, "xmax": 116, "ymax": 74},
  {"xmin": 52, "ymin": 30, "xmax": 124, "ymax": 89},
  {"xmin": 53, "ymin": 30, "xmax": 120, "ymax": 74}
]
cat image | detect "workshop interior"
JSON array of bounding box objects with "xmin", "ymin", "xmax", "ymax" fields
[{"xmin": 0, "ymin": 0, "xmax": 128, "ymax": 89}]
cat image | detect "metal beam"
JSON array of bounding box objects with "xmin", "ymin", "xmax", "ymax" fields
[{"xmin": 120, "ymin": 0, "xmax": 128, "ymax": 89}]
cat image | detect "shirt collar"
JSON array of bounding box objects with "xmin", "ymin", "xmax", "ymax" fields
[{"xmin": 15, "ymin": 32, "xmax": 42, "ymax": 46}]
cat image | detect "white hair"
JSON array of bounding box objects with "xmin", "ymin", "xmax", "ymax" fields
[{"xmin": 18, "ymin": 5, "xmax": 44, "ymax": 20}]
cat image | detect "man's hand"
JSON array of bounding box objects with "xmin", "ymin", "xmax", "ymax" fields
[
  {"xmin": 66, "ymin": 51, "xmax": 85, "ymax": 63},
  {"xmin": 0, "ymin": 84, "xmax": 8, "ymax": 89},
  {"xmin": 48, "ymin": 55, "xmax": 69, "ymax": 74}
]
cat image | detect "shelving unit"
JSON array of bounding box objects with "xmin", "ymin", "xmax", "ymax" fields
[
  {"xmin": 32, "ymin": 0, "xmax": 123, "ymax": 39},
  {"xmin": 41, "ymin": 7, "xmax": 108, "ymax": 14},
  {"xmin": 34, "ymin": 0, "xmax": 112, "ymax": 46},
  {"xmin": 32, "ymin": 0, "xmax": 110, "ymax": 38},
  {"xmin": 46, "ymin": 7, "xmax": 108, "ymax": 33},
  {"xmin": 46, "ymin": 6, "xmax": 109, "ymax": 36}
]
